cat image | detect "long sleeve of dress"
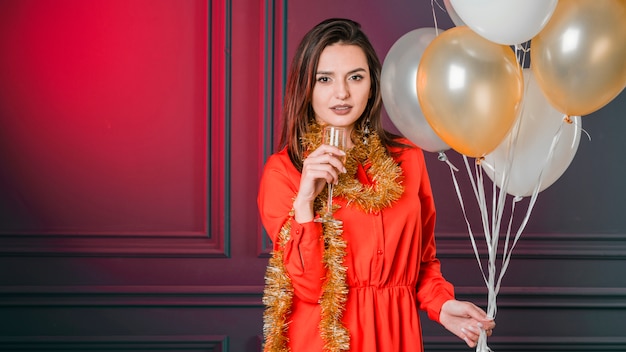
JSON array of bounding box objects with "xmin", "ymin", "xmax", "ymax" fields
[
  {"xmin": 412, "ymin": 148, "xmax": 455, "ymax": 323},
  {"xmin": 258, "ymin": 150, "xmax": 326, "ymax": 303}
]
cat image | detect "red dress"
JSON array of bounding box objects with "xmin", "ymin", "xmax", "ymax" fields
[{"xmin": 258, "ymin": 140, "xmax": 455, "ymax": 351}]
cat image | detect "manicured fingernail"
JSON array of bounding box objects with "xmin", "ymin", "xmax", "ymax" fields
[{"xmin": 342, "ymin": 167, "xmax": 347, "ymax": 173}]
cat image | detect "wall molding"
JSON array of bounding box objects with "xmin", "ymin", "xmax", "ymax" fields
[
  {"xmin": 1, "ymin": 285, "xmax": 625, "ymax": 308},
  {"xmin": 10, "ymin": 334, "xmax": 626, "ymax": 352},
  {"xmin": 424, "ymin": 336, "xmax": 626, "ymax": 352},
  {"xmin": 436, "ymin": 232, "xmax": 626, "ymax": 259},
  {"xmin": 208, "ymin": 0, "xmax": 232, "ymax": 257},
  {"xmin": 258, "ymin": 0, "xmax": 287, "ymax": 257},
  {"xmin": 0, "ymin": 335, "xmax": 228, "ymax": 352},
  {"xmin": 454, "ymin": 286, "xmax": 626, "ymax": 308},
  {"xmin": 2, "ymin": 285, "xmax": 623, "ymax": 350},
  {"xmin": 0, "ymin": 285, "xmax": 264, "ymax": 307},
  {"xmin": 0, "ymin": 233, "xmax": 226, "ymax": 257},
  {"xmin": 3, "ymin": 334, "xmax": 625, "ymax": 352},
  {"xmin": 258, "ymin": 230, "xmax": 626, "ymax": 259},
  {"xmin": 0, "ymin": 0, "xmax": 231, "ymax": 259}
]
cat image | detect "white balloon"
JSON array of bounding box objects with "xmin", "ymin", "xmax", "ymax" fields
[
  {"xmin": 381, "ymin": 28, "xmax": 449, "ymax": 153},
  {"xmin": 450, "ymin": 0, "xmax": 558, "ymax": 45},
  {"xmin": 443, "ymin": 0, "xmax": 466, "ymax": 27},
  {"xmin": 482, "ymin": 68, "xmax": 581, "ymax": 197}
]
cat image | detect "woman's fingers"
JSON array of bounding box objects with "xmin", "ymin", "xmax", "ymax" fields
[
  {"xmin": 308, "ymin": 145, "xmax": 346, "ymax": 170},
  {"xmin": 440, "ymin": 300, "xmax": 496, "ymax": 348},
  {"xmin": 304, "ymin": 146, "xmax": 346, "ymax": 177},
  {"xmin": 303, "ymin": 163, "xmax": 340, "ymax": 185},
  {"xmin": 307, "ymin": 144, "xmax": 345, "ymax": 158},
  {"xmin": 305, "ymin": 154, "xmax": 345, "ymax": 176},
  {"xmin": 461, "ymin": 321, "xmax": 495, "ymax": 347},
  {"xmin": 297, "ymin": 144, "xmax": 347, "ymax": 205}
]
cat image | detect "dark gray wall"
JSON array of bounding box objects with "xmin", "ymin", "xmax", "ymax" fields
[{"xmin": 0, "ymin": 1, "xmax": 624, "ymax": 351}]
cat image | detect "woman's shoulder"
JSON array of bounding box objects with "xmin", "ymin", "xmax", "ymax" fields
[
  {"xmin": 386, "ymin": 137, "xmax": 433, "ymax": 178},
  {"xmin": 263, "ymin": 147, "xmax": 297, "ymax": 173},
  {"xmin": 388, "ymin": 137, "xmax": 424, "ymax": 159},
  {"xmin": 390, "ymin": 136, "xmax": 416, "ymax": 148}
]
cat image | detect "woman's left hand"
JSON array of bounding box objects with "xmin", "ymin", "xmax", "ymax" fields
[{"xmin": 439, "ymin": 299, "xmax": 495, "ymax": 348}]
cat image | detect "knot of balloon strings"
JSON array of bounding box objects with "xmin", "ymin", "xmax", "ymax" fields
[
  {"xmin": 565, "ymin": 115, "xmax": 592, "ymax": 142},
  {"xmin": 564, "ymin": 115, "xmax": 573, "ymax": 124},
  {"xmin": 438, "ymin": 151, "xmax": 459, "ymax": 172}
]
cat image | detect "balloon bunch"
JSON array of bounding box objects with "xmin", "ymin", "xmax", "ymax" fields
[
  {"xmin": 382, "ymin": 0, "xmax": 626, "ymax": 192},
  {"xmin": 381, "ymin": 1, "xmax": 626, "ymax": 351}
]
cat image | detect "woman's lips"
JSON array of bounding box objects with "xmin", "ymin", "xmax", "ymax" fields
[{"xmin": 331, "ymin": 105, "xmax": 352, "ymax": 115}]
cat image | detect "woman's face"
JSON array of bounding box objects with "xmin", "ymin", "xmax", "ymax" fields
[{"xmin": 312, "ymin": 43, "xmax": 371, "ymax": 143}]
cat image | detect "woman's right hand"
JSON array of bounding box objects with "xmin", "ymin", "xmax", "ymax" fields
[{"xmin": 293, "ymin": 144, "xmax": 346, "ymax": 223}]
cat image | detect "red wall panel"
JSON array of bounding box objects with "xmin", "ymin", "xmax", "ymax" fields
[{"xmin": 0, "ymin": 0, "xmax": 208, "ymax": 234}]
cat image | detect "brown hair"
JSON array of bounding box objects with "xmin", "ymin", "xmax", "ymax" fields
[{"xmin": 278, "ymin": 18, "xmax": 406, "ymax": 171}]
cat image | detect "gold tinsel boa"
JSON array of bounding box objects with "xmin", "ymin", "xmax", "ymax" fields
[
  {"xmin": 263, "ymin": 124, "xmax": 404, "ymax": 351},
  {"xmin": 262, "ymin": 209, "xmax": 295, "ymax": 351}
]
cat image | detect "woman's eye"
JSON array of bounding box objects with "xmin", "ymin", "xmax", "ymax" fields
[
  {"xmin": 350, "ymin": 74, "xmax": 363, "ymax": 81},
  {"xmin": 317, "ymin": 76, "xmax": 330, "ymax": 83}
]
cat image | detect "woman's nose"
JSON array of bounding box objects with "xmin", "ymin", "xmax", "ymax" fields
[{"xmin": 335, "ymin": 81, "xmax": 349, "ymax": 100}]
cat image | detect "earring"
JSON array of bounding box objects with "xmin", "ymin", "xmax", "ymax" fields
[{"xmin": 363, "ymin": 117, "xmax": 371, "ymax": 145}]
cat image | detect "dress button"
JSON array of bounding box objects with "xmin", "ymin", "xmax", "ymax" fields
[
  {"xmin": 377, "ymin": 249, "xmax": 383, "ymax": 255},
  {"xmin": 295, "ymin": 229, "xmax": 300, "ymax": 234}
]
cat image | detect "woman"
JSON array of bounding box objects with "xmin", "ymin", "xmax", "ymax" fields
[{"xmin": 258, "ymin": 18, "xmax": 494, "ymax": 351}]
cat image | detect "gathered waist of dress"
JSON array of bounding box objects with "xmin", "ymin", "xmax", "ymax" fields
[{"xmin": 350, "ymin": 285, "xmax": 416, "ymax": 293}]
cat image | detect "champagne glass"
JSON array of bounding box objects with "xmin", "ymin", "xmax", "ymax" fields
[{"xmin": 314, "ymin": 126, "xmax": 347, "ymax": 224}]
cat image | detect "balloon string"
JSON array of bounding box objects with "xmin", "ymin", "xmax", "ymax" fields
[
  {"xmin": 496, "ymin": 117, "xmax": 574, "ymax": 295},
  {"xmin": 478, "ymin": 162, "xmax": 498, "ymax": 319},
  {"xmin": 470, "ymin": 93, "xmax": 580, "ymax": 352},
  {"xmin": 515, "ymin": 42, "xmax": 530, "ymax": 68},
  {"xmin": 463, "ymin": 156, "xmax": 495, "ymax": 352},
  {"xmin": 443, "ymin": 154, "xmax": 488, "ymax": 287},
  {"xmin": 457, "ymin": 114, "xmax": 575, "ymax": 351},
  {"xmin": 492, "ymin": 111, "xmax": 521, "ymax": 257},
  {"xmin": 462, "ymin": 111, "xmax": 521, "ymax": 352},
  {"xmin": 473, "ymin": 157, "xmax": 507, "ymax": 352},
  {"xmin": 492, "ymin": 95, "xmax": 525, "ymax": 275},
  {"xmin": 515, "ymin": 42, "xmax": 531, "ymax": 53},
  {"xmin": 474, "ymin": 161, "xmax": 493, "ymax": 263},
  {"xmin": 567, "ymin": 116, "xmax": 591, "ymax": 142},
  {"xmin": 476, "ymin": 330, "xmax": 493, "ymax": 352},
  {"xmin": 461, "ymin": 155, "xmax": 491, "ymax": 287},
  {"xmin": 438, "ymin": 151, "xmax": 458, "ymax": 171},
  {"xmin": 430, "ymin": 0, "xmax": 441, "ymax": 36},
  {"xmin": 433, "ymin": 0, "xmax": 446, "ymax": 12}
]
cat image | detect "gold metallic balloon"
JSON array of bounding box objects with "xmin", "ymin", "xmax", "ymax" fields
[
  {"xmin": 417, "ymin": 26, "xmax": 523, "ymax": 157},
  {"xmin": 531, "ymin": 0, "xmax": 626, "ymax": 116}
]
